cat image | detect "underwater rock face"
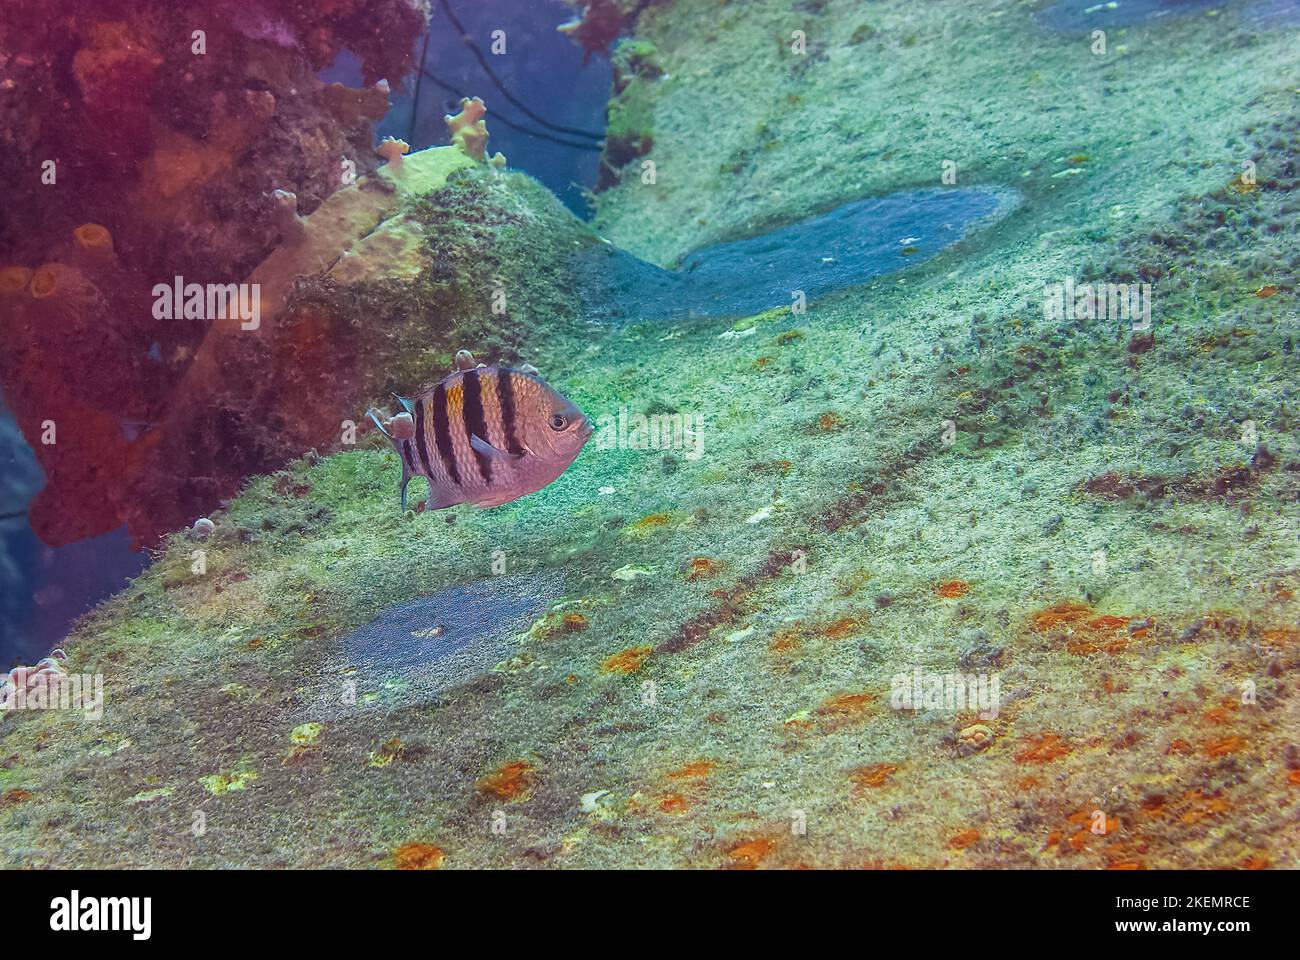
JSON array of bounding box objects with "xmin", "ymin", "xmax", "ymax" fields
[
  {"xmin": 0, "ymin": 148, "xmax": 589, "ymax": 549},
  {"xmin": 0, "ymin": 0, "xmax": 428, "ymax": 549},
  {"xmin": 305, "ymin": 572, "xmax": 564, "ymax": 719},
  {"xmin": 576, "ymin": 187, "xmax": 1019, "ymax": 323}
]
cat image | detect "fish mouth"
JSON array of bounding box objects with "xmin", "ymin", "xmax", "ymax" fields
[{"xmin": 577, "ymin": 416, "xmax": 595, "ymax": 441}]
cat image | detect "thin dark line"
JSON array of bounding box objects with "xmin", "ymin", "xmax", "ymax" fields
[
  {"xmin": 431, "ymin": 383, "xmax": 461, "ymax": 486},
  {"xmin": 409, "ymin": 30, "xmax": 431, "ymax": 144},
  {"xmin": 462, "ymin": 369, "xmax": 493, "ymax": 483},
  {"xmin": 437, "ymin": 0, "xmax": 605, "ymax": 141},
  {"xmin": 0, "ymin": 509, "xmax": 25, "ymax": 521},
  {"xmin": 419, "ymin": 66, "xmax": 603, "ymax": 151}
]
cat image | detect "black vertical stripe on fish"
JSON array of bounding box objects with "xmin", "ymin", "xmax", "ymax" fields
[
  {"xmin": 431, "ymin": 382, "xmax": 461, "ymax": 486},
  {"xmin": 401, "ymin": 439, "xmax": 416, "ymax": 473},
  {"xmin": 412, "ymin": 394, "xmax": 435, "ymax": 479},
  {"xmin": 498, "ymin": 367, "xmax": 526, "ymax": 456},
  {"xmin": 462, "ymin": 369, "xmax": 493, "ymax": 483}
]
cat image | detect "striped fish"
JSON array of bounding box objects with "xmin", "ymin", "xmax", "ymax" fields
[{"xmin": 369, "ymin": 365, "xmax": 592, "ymax": 511}]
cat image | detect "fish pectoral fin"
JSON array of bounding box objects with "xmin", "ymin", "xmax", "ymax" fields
[
  {"xmin": 367, "ymin": 407, "xmax": 392, "ymax": 438},
  {"xmin": 470, "ymin": 432, "xmax": 525, "ymax": 461},
  {"xmin": 392, "ymin": 393, "xmax": 416, "ymax": 414}
]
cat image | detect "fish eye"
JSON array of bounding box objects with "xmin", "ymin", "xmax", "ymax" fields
[{"xmin": 549, "ymin": 413, "xmax": 569, "ymax": 431}]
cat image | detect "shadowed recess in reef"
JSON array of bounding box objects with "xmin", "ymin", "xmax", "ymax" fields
[
  {"xmin": 304, "ymin": 572, "xmax": 564, "ymax": 719},
  {"xmin": 1034, "ymin": 0, "xmax": 1300, "ymax": 32},
  {"xmin": 574, "ymin": 187, "xmax": 1020, "ymax": 324}
]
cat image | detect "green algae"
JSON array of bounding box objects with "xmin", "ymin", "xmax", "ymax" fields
[
  {"xmin": 126, "ymin": 786, "xmax": 176, "ymax": 804},
  {"xmin": 600, "ymin": 38, "xmax": 664, "ymax": 186},
  {"xmin": 199, "ymin": 766, "xmax": 259, "ymax": 796},
  {"xmin": 289, "ymin": 723, "xmax": 322, "ymax": 746},
  {"xmin": 603, "ymin": 76, "xmax": 656, "ymax": 177}
]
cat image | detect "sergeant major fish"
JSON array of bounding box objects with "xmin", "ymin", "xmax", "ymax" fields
[{"xmin": 368, "ymin": 352, "xmax": 592, "ymax": 511}]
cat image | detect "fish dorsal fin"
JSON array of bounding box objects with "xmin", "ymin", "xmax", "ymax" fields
[{"xmin": 470, "ymin": 432, "xmax": 525, "ymax": 461}]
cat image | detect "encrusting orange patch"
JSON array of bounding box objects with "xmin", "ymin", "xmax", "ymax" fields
[
  {"xmin": 948, "ymin": 828, "xmax": 980, "ymax": 850},
  {"xmin": 1029, "ymin": 601, "xmax": 1140, "ymax": 655},
  {"xmin": 818, "ymin": 616, "xmax": 863, "ymax": 640},
  {"xmin": 1202, "ymin": 735, "xmax": 1246, "ymax": 758},
  {"xmin": 685, "ymin": 557, "xmax": 723, "ymax": 580},
  {"xmin": 1014, "ymin": 733, "xmax": 1073, "ymax": 764},
  {"xmin": 477, "ymin": 760, "xmax": 535, "ymax": 801},
  {"xmin": 656, "ymin": 761, "xmax": 716, "ymax": 815},
  {"xmin": 725, "ymin": 838, "xmax": 778, "ymax": 869},
  {"xmin": 1065, "ymin": 809, "xmax": 1119, "ymax": 847},
  {"xmin": 1177, "ymin": 790, "xmax": 1231, "ymax": 825},
  {"xmin": 769, "ymin": 624, "xmax": 804, "ymax": 654},
  {"xmin": 601, "ymin": 645, "xmax": 654, "ymax": 674},
  {"xmin": 817, "ymin": 692, "xmax": 875, "ymax": 716},
  {"xmin": 1030, "ymin": 601, "xmax": 1094, "ymax": 631},
  {"xmin": 1203, "ymin": 697, "xmax": 1239, "ymax": 725},
  {"xmin": 630, "ymin": 512, "xmax": 672, "ymax": 532},
  {"xmin": 659, "ymin": 793, "xmax": 690, "ymax": 814},
  {"xmin": 769, "ymin": 617, "xmax": 869, "ymax": 657},
  {"xmin": 815, "ymin": 411, "xmax": 846, "ymax": 433},
  {"xmin": 1260, "ymin": 627, "xmax": 1300, "ymax": 647},
  {"xmin": 935, "ymin": 580, "xmax": 970, "ymax": 599},
  {"xmin": 1088, "ymin": 615, "xmax": 1129, "ymax": 630},
  {"xmin": 850, "ymin": 763, "xmax": 899, "ymax": 792},
  {"xmin": 666, "ymin": 760, "xmax": 716, "ymax": 780},
  {"xmin": 393, "ymin": 843, "xmax": 444, "ymax": 869},
  {"xmin": 799, "ymin": 691, "xmax": 877, "ymax": 734}
]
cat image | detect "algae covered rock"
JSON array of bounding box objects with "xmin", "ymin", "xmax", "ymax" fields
[
  {"xmin": 599, "ymin": 38, "xmax": 664, "ymax": 188},
  {"xmin": 102, "ymin": 147, "xmax": 603, "ymax": 546}
]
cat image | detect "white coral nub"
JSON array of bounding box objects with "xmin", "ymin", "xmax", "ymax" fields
[{"xmin": 270, "ymin": 189, "xmax": 305, "ymax": 242}]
